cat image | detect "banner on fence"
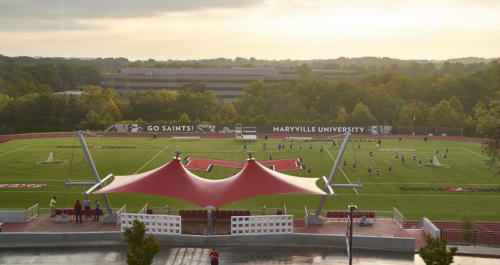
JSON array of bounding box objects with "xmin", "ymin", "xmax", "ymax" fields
[{"xmin": 106, "ymin": 124, "xmax": 392, "ymax": 135}]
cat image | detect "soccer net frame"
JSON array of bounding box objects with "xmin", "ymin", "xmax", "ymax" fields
[
  {"xmin": 435, "ymin": 127, "xmax": 463, "ymax": 137},
  {"xmin": 398, "ymin": 126, "xmax": 428, "ymax": 135}
]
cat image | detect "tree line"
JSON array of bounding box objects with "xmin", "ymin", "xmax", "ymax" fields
[{"xmin": 0, "ymin": 56, "xmax": 499, "ymax": 137}]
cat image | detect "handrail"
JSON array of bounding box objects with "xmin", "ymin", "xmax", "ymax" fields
[
  {"xmin": 25, "ymin": 203, "xmax": 39, "ymax": 222},
  {"xmin": 138, "ymin": 203, "xmax": 149, "ymax": 214},
  {"xmin": 115, "ymin": 204, "xmax": 127, "ymax": 226}
]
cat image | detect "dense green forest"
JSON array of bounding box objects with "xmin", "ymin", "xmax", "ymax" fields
[{"xmin": 0, "ymin": 55, "xmax": 499, "ymax": 136}]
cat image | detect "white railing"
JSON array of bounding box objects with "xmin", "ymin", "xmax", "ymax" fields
[
  {"xmin": 120, "ymin": 213, "xmax": 181, "ymax": 235},
  {"xmin": 25, "ymin": 203, "xmax": 39, "ymax": 222},
  {"xmin": 393, "ymin": 207, "xmax": 406, "ymax": 229},
  {"xmin": 116, "ymin": 204, "xmax": 127, "ymax": 225},
  {"xmin": 138, "ymin": 203, "xmax": 149, "ymax": 214},
  {"xmin": 231, "ymin": 215, "xmax": 293, "ymax": 235},
  {"xmin": 304, "ymin": 206, "xmax": 309, "ymax": 228}
]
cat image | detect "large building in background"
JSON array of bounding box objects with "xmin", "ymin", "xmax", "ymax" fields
[{"xmin": 101, "ymin": 67, "xmax": 357, "ymax": 103}]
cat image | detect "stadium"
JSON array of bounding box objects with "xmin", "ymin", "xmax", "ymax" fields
[{"xmin": 1, "ymin": 124, "xmax": 499, "ymax": 261}]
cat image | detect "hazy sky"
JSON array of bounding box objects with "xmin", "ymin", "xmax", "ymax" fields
[{"xmin": 1, "ymin": 0, "xmax": 499, "ymax": 60}]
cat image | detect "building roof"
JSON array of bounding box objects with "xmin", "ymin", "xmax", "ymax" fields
[
  {"xmin": 95, "ymin": 156, "xmax": 325, "ymax": 208},
  {"xmin": 121, "ymin": 67, "xmax": 281, "ymax": 77}
]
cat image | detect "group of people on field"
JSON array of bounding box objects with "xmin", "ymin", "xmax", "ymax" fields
[
  {"xmin": 49, "ymin": 195, "xmax": 100, "ymax": 223},
  {"xmin": 338, "ymin": 141, "xmax": 450, "ymax": 180}
]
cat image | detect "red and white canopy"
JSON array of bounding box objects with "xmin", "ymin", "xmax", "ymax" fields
[{"xmin": 95, "ymin": 157, "xmax": 325, "ymax": 208}]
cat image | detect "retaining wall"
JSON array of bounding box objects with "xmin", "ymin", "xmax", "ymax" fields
[
  {"xmin": 0, "ymin": 232, "xmax": 415, "ymax": 252},
  {"xmin": 0, "ymin": 211, "xmax": 26, "ymax": 223}
]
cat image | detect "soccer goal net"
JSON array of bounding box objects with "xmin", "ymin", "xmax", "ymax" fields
[
  {"xmin": 398, "ymin": 126, "xmax": 428, "ymax": 135},
  {"xmin": 435, "ymin": 127, "xmax": 463, "ymax": 137}
]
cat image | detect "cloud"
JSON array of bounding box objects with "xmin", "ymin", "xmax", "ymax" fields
[{"xmin": 0, "ymin": 0, "xmax": 261, "ymax": 31}]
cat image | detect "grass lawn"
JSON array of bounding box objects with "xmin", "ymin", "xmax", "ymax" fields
[{"xmin": 0, "ymin": 136, "xmax": 499, "ymax": 221}]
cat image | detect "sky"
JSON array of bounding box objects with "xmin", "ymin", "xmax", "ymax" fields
[{"xmin": 1, "ymin": 0, "xmax": 500, "ymax": 61}]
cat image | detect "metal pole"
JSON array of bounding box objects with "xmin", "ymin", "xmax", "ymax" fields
[
  {"xmin": 76, "ymin": 130, "xmax": 113, "ymax": 214},
  {"xmin": 315, "ymin": 133, "xmax": 352, "ymax": 216},
  {"xmin": 348, "ymin": 204, "xmax": 356, "ymax": 265},
  {"xmin": 349, "ymin": 206, "xmax": 354, "ymax": 265},
  {"xmin": 205, "ymin": 206, "xmax": 215, "ymax": 235}
]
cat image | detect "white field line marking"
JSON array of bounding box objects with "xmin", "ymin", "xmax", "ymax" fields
[
  {"xmin": 0, "ymin": 191, "xmax": 83, "ymax": 193},
  {"xmin": 0, "ymin": 179, "xmax": 77, "ymax": 182},
  {"xmin": 0, "ymin": 144, "xmax": 32, "ymax": 158},
  {"xmin": 324, "ymin": 146, "xmax": 359, "ymax": 195},
  {"xmin": 2, "ymin": 190, "xmax": 500, "ymax": 198},
  {"xmin": 462, "ymin": 147, "xmax": 489, "ymax": 159},
  {"xmin": 134, "ymin": 145, "xmax": 169, "ymax": 174},
  {"xmin": 361, "ymin": 182, "xmax": 500, "ymax": 185},
  {"xmin": 24, "ymin": 149, "xmax": 164, "ymax": 152},
  {"xmin": 335, "ymin": 193, "xmax": 500, "ymax": 198}
]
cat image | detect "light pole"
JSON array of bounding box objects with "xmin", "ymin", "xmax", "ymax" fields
[{"xmin": 348, "ymin": 203, "xmax": 357, "ymax": 265}]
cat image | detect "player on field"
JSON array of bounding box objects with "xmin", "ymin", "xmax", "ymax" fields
[
  {"xmin": 368, "ymin": 165, "xmax": 372, "ymax": 173},
  {"xmin": 413, "ymin": 153, "xmax": 417, "ymax": 161},
  {"xmin": 376, "ymin": 168, "xmax": 380, "ymax": 179},
  {"xmin": 343, "ymin": 159, "xmax": 347, "ymax": 167},
  {"xmin": 369, "ymin": 151, "xmax": 373, "ymax": 160},
  {"xmin": 353, "ymin": 160, "xmax": 356, "ymax": 168},
  {"xmin": 401, "ymin": 155, "xmax": 405, "ymax": 166},
  {"xmin": 388, "ymin": 163, "xmax": 392, "ymax": 173},
  {"xmin": 418, "ymin": 157, "xmax": 422, "ymax": 167},
  {"xmin": 395, "ymin": 152, "xmax": 399, "ymax": 159}
]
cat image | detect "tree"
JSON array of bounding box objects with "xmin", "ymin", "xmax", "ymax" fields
[
  {"xmin": 178, "ymin": 113, "xmax": 191, "ymax": 123},
  {"xmin": 472, "ymin": 92, "xmax": 500, "ymax": 175},
  {"xmin": 123, "ymin": 220, "xmax": 160, "ymax": 265},
  {"xmin": 334, "ymin": 107, "xmax": 349, "ymax": 125},
  {"xmin": 428, "ymin": 100, "xmax": 461, "ymax": 128},
  {"xmin": 349, "ymin": 103, "xmax": 377, "ymax": 126},
  {"xmin": 419, "ymin": 235, "xmax": 457, "ymax": 265}
]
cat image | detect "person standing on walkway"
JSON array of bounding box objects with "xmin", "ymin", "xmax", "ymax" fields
[
  {"xmin": 83, "ymin": 196, "xmax": 91, "ymax": 219},
  {"xmin": 93, "ymin": 200, "xmax": 100, "ymax": 221},
  {"xmin": 209, "ymin": 248, "xmax": 220, "ymax": 265},
  {"xmin": 49, "ymin": 196, "xmax": 56, "ymax": 217},
  {"xmin": 74, "ymin": 200, "xmax": 83, "ymax": 223}
]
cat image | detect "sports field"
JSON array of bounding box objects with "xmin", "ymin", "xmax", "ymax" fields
[{"xmin": 0, "ymin": 136, "xmax": 499, "ymax": 221}]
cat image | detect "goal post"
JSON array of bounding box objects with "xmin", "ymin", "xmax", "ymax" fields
[
  {"xmin": 398, "ymin": 126, "xmax": 428, "ymax": 135},
  {"xmin": 435, "ymin": 127, "xmax": 463, "ymax": 137}
]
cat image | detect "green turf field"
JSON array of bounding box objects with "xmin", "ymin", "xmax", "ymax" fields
[{"xmin": 0, "ymin": 136, "xmax": 499, "ymax": 221}]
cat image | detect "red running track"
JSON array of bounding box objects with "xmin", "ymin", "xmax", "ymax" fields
[{"xmin": 185, "ymin": 157, "xmax": 302, "ymax": 172}]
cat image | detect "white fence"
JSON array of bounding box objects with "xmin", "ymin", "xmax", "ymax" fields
[
  {"xmin": 231, "ymin": 215, "xmax": 293, "ymax": 235},
  {"xmin": 120, "ymin": 213, "xmax": 182, "ymax": 235}
]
